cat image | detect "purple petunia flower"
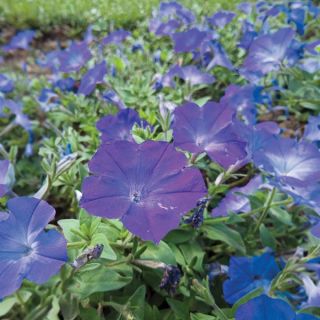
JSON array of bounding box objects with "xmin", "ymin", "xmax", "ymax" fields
[
  {"xmin": 54, "ymin": 77, "xmax": 76, "ymax": 92},
  {"xmin": 2, "ymin": 30, "xmax": 36, "ymax": 51},
  {"xmin": 80, "ymin": 141, "xmax": 207, "ymax": 242},
  {"xmin": 0, "ymin": 197, "xmax": 67, "ymax": 299},
  {"xmin": 303, "ymin": 115, "xmax": 320, "ymax": 143},
  {"xmin": 173, "ymin": 101, "xmax": 247, "ymax": 169},
  {"xmin": 59, "ymin": 42, "xmax": 92, "ymax": 73},
  {"xmin": 102, "ymin": 90, "xmax": 127, "ymax": 110},
  {"xmin": 37, "ymin": 88, "xmax": 60, "ymax": 112},
  {"xmin": 242, "ymin": 28, "xmax": 295, "ymax": 75},
  {"xmin": 171, "ymin": 28, "xmax": 207, "ymax": 53},
  {"xmin": 207, "ymin": 11, "xmax": 236, "ymax": 29},
  {"xmin": 253, "ymin": 137, "xmax": 320, "ymax": 188},
  {"xmin": 78, "ymin": 61, "xmax": 107, "ymax": 96},
  {"xmin": 0, "ymin": 160, "xmax": 12, "ymax": 198},
  {"xmin": 96, "ymin": 109, "xmax": 145, "ymax": 143},
  {"xmin": 205, "ymin": 41, "xmax": 235, "ymax": 71},
  {"xmin": 223, "ymin": 252, "xmax": 280, "ymax": 304},
  {"xmin": 37, "ymin": 49, "xmax": 62, "ymax": 73},
  {"xmin": 212, "ymin": 175, "xmax": 264, "ymax": 217},
  {"xmin": 0, "ymin": 74, "xmax": 14, "ymax": 93},
  {"xmin": 237, "ymin": 2, "xmax": 253, "ymax": 15},
  {"xmin": 302, "ymin": 276, "xmax": 320, "ymax": 309},
  {"xmin": 238, "ymin": 20, "xmax": 258, "ymax": 51},
  {"xmin": 173, "ymin": 65, "xmax": 215, "ymax": 86},
  {"xmin": 235, "ymin": 295, "xmax": 296, "ymax": 320},
  {"xmin": 101, "ymin": 30, "xmax": 131, "ymax": 46}
]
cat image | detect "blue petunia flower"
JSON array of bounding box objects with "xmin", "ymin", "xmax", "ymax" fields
[
  {"xmin": 0, "ymin": 160, "xmax": 13, "ymax": 198},
  {"xmin": 207, "ymin": 11, "xmax": 236, "ymax": 29},
  {"xmin": 0, "ymin": 74, "xmax": 14, "ymax": 93},
  {"xmin": 171, "ymin": 28, "xmax": 207, "ymax": 53},
  {"xmin": 0, "ymin": 197, "xmax": 67, "ymax": 299},
  {"xmin": 223, "ymin": 252, "xmax": 280, "ymax": 304},
  {"xmin": 2, "ymin": 30, "xmax": 36, "ymax": 51}
]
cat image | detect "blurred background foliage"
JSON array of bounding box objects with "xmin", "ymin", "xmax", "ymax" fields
[{"xmin": 0, "ymin": 0, "xmax": 244, "ymax": 30}]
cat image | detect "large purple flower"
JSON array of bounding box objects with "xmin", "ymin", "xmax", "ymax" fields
[
  {"xmin": 253, "ymin": 137, "xmax": 320, "ymax": 188},
  {"xmin": 59, "ymin": 42, "xmax": 92, "ymax": 73},
  {"xmin": 0, "ymin": 74, "xmax": 14, "ymax": 93},
  {"xmin": 173, "ymin": 101, "xmax": 246, "ymax": 169},
  {"xmin": 242, "ymin": 28, "xmax": 295, "ymax": 75},
  {"xmin": 78, "ymin": 61, "xmax": 107, "ymax": 96},
  {"xmin": 80, "ymin": 141, "xmax": 207, "ymax": 242},
  {"xmin": 223, "ymin": 252, "xmax": 280, "ymax": 304},
  {"xmin": 0, "ymin": 160, "xmax": 11, "ymax": 198},
  {"xmin": 96, "ymin": 109, "xmax": 145, "ymax": 143},
  {"xmin": 207, "ymin": 11, "xmax": 236, "ymax": 29},
  {"xmin": 171, "ymin": 28, "xmax": 207, "ymax": 53},
  {"xmin": 0, "ymin": 197, "xmax": 67, "ymax": 299},
  {"xmin": 101, "ymin": 30, "xmax": 131, "ymax": 46}
]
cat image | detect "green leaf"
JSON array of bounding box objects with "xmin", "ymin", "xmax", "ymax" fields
[
  {"xmin": 259, "ymin": 224, "xmax": 277, "ymax": 250},
  {"xmin": 140, "ymin": 241, "xmax": 176, "ymax": 265},
  {"xmin": 167, "ymin": 298, "xmax": 189, "ymax": 320},
  {"xmin": 202, "ymin": 224, "xmax": 246, "ymax": 254},
  {"xmin": 69, "ymin": 264, "xmax": 133, "ymax": 299},
  {"xmin": 0, "ymin": 296, "xmax": 17, "ymax": 317},
  {"xmin": 46, "ymin": 296, "xmax": 60, "ymax": 320},
  {"xmin": 58, "ymin": 219, "xmax": 81, "ymax": 242},
  {"xmin": 59, "ymin": 293, "xmax": 79, "ymax": 320},
  {"xmin": 190, "ymin": 313, "xmax": 216, "ymax": 320},
  {"xmin": 269, "ymin": 207, "xmax": 293, "ymax": 226}
]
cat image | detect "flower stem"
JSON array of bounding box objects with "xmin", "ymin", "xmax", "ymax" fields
[{"xmin": 254, "ymin": 187, "xmax": 276, "ymax": 233}]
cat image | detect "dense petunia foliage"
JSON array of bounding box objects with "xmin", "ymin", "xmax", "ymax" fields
[{"xmin": 0, "ymin": 0, "xmax": 320, "ymax": 319}]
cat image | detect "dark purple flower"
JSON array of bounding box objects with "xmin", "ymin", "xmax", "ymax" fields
[
  {"xmin": 223, "ymin": 252, "xmax": 280, "ymax": 304},
  {"xmin": 54, "ymin": 77, "xmax": 76, "ymax": 92},
  {"xmin": 0, "ymin": 74, "xmax": 14, "ymax": 93},
  {"xmin": 253, "ymin": 137, "xmax": 320, "ymax": 188},
  {"xmin": 2, "ymin": 30, "xmax": 36, "ymax": 51},
  {"xmin": 0, "ymin": 197, "xmax": 67, "ymax": 299},
  {"xmin": 171, "ymin": 28, "xmax": 207, "ymax": 53},
  {"xmin": 78, "ymin": 61, "xmax": 107, "ymax": 96},
  {"xmin": 160, "ymin": 265, "xmax": 181, "ymax": 295},
  {"xmin": 101, "ymin": 30, "xmax": 131, "ymax": 46},
  {"xmin": 288, "ymin": 8, "xmax": 305, "ymax": 35},
  {"xmin": 0, "ymin": 160, "xmax": 11, "ymax": 198},
  {"xmin": 96, "ymin": 109, "xmax": 144, "ymax": 143},
  {"xmin": 185, "ymin": 198, "xmax": 208, "ymax": 228},
  {"xmin": 59, "ymin": 42, "xmax": 92, "ymax": 73},
  {"xmin": 235, "ymin": 295, "xmax": 296, "ymax": 320},
  {"xmin": 208, "ymin": 11, "xmax": 236, "ymax": 29},
  {"xmin": 102, "ymin": 90, "xmax": 126, "ymax": 110},
  {"xmin": 173, "ymin": 101, "xmax": 247, "ymax": 169},
  {"xmin": 242, "ymin": 28, "xmax": 295, "ymax": 75},
  {"xmin": 212, "ymin": 176, "xmax": 264, "ymax": 217},
  {"xmin": 80, "ymin": 141, "xmax": 207, "ymax": 242}
]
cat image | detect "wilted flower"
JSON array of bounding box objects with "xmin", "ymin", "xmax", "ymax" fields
[
  {"xmin": 80, "ymin": 140, "xmax": 207, "ymax": 242},
  {"xmin": 78, "ymin": 61, "xmax": 107, "ymax": 96},
  {"xmin": 223, "ymin": 252, "xmax": 280, "ymax": 304},
  {"xmin": 173, "ymin": 101, "xmax": 246, "ymax": 169},
  {"xmin": 160, "ymin": 265, "xmax": 181, "ymax": 295},
  {"xmin": 71, "ymin": 244, "xmax": 104, "ymax": 269},
  {"xmin": 0, "ymin": 197, "xmax": 67, "ymax": 299}
]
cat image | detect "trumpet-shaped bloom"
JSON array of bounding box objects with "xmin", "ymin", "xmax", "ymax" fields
[
  {"xmin": 173, "ymin": 101, "xmax": 246, "ymax": 169},
  {"xmin": 171, "ymin": 28, "xmax": 207, "ymax": 53},
  {"xmin": 253, "ymin": 137, "xmax": 320, "ymax": 188},
  {"xmin": 97, "ymin": 109, "xmax": 146, "ymax": 143},
  {"xmin": 208, "ymin": 11, "xmax": 236, "ymax": 29},
  {"xmin": 2, "ymin": 30, "xmax": 36, "ymax": 51},
  {"xmin": 242, "ymin": 28, "xmax": 295, "ymax": 75},
  {"xmin": 0, "ymin": 197, "xmax": 67, "ymax": 299},
  {"xmin": 59, "ymin": 42, "xmax": 92, "ymax": 73},
  {"xmin": 80, "ymin": 141, "xmax": 207, "ymax": 243},
  {"xmin": 223, "ymin": 252, "xmax": 280, "ymax": 304},
  {"xmin": 78, "ymin": 61, "xmax": 107, "ymax": 96},
  {"xmin": 235, "ymin": 295, "xmax": 296, "ymax": 320}
]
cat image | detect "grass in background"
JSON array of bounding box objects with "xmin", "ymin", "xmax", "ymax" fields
[{"xmin": 0, "ymin": 0, "xmax": 243, "ymax": 31}]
